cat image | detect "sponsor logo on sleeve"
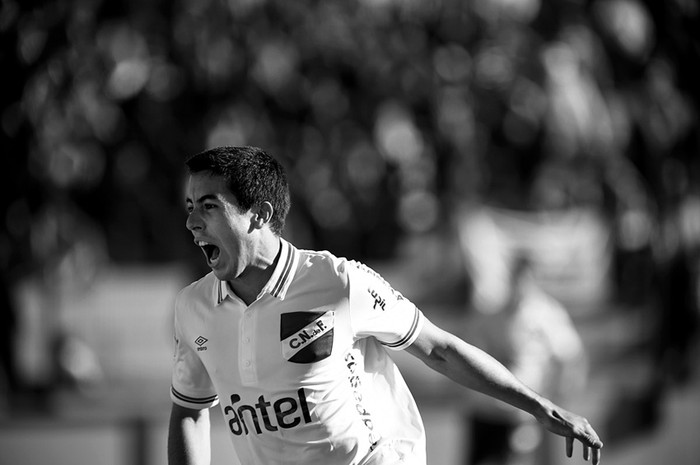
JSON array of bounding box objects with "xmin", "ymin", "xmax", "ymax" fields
[
  {"xmin": 280, "ymin": 311, "xmax": 334, "ymax": 363},
  {"xmin": 368, "ymin": 288, "xmax": 387, "ymax": 311},
  {"xmin": 354, "ymin": 261, "xmax": 405, "ymax": 302}
]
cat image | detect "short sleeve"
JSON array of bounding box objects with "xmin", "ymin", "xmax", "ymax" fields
[
  {"xmin": 170, "ymin": 293, "xmax": 219, "ymax": 409},
  {"xmin": 346, "ymin": 260, "xmax": 424, "ymax": 350}
]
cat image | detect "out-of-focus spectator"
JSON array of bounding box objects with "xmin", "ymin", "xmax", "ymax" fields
[
  {"xmin": 463, "ymin": 252, "xmax": 588, "ymax": 465},
  {"xmin": 8, "ymin": 199, "xmax": 108, "ymax": 410}
]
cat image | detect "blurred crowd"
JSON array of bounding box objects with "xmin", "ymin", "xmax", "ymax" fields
[{"xmin": 1, "ymin": 0, "xmax": 699, "ymax": 455}]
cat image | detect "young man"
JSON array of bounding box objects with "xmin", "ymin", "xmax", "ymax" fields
[{"xmin": 168, "ymin": 146, "xmax": 603, "ymax": 465}]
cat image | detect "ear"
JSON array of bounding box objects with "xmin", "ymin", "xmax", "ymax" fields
[{"xmin": 252, "ymin": 201, "xmax": 274, "ymax": 230}]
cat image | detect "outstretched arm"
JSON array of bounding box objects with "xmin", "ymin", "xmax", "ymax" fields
[
  {"xmin": 406, "ymin": 319, "xmax": 603, "ymax": 464},
  {"xmin": 168, "ymin": 403, "xmax": 212, "ymax": 465}
]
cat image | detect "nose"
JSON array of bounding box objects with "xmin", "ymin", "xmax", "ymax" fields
[{"xmin": 186, "ymin": 209, "xmax": 202, "ymax": 231}]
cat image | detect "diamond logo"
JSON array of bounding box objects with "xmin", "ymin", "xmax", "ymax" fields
[{"xmin": 194, "ymin": 336, "xmax": 208, "ymax": 347}]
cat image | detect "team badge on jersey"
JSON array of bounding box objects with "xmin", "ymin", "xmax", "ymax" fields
[{"xmin": 280, "ymin": 311, "xmax": 334, "ymax": 363}]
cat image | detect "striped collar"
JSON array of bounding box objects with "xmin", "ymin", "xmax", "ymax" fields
[{"xmin": 215, "ymin": 238, "xmax": 299, "ymax": 305}]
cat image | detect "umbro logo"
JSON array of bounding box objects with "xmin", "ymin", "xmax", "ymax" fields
[{"xmin": 195, "ymin": 336, "xmax": 208, "ymax": 351}]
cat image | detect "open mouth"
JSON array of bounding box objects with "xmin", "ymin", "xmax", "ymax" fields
[{"xmin": 197, "ymin": 241, "xmax": 220, "ymax": 265}]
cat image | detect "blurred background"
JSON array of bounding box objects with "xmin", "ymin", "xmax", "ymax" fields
[{"xmin": 1, "ymin": 0, "xmax": 699, "ymax": 464}]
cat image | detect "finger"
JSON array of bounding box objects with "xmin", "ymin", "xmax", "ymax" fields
[
  {"xmin": 566, "ymin": 437, "xmax": 573, "ymax": 458},
  {"xmin": 592, "ymin": 447, "xmax": 602, "ymax": 465},
  {"xmin": 583, "ymin": 445, "xmax": 589, "ymax": 461}
]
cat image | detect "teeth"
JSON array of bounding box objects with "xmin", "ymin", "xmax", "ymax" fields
[{"xmin": 197, "ymin": 241, "xmax": 209, "ymax": 246}]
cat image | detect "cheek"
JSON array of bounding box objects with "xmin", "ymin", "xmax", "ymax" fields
[{"xmin": 219, "ymin": 232, "xmax": 243, "ymax": 258}]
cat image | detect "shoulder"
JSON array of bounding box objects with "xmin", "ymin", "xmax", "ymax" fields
[
  {"xmin": 297, "ymin": 248, "xmax": 351, "ymax": 277},
  {"xmin": 176, "ymin": 272, "xmax": 217, "ymax": 308},
  {"xmin": 288, "ymin": 248, "xmax": 369, "ymax": 297},
  {"xmin": 297, "ymin": 248, "xmax": 383, "ymax": 277},
  {"xmin": 292, "ymin": 247, "xmax": 397, "ymax": 294}
]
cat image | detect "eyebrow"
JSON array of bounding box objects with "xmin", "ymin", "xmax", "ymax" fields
[{"xmin": 185, "ymin": 194, "xmax": 220, "ymax": 204}]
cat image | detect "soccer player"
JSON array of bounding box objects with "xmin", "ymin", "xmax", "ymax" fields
[{"xmin": 168, "ymin": 146, "xmax": 603, "ymax": 465}]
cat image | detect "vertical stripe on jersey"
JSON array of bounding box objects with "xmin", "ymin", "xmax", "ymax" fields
[{"xmin": 271, "ymin": 241, "xmax": 297, "ymax": 299}]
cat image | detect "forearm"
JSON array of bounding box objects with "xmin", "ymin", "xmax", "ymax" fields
[
  {"xmin": 407, "ymin": 326, "xmax": 547, "ymax": 418},
  {"xmin": 408, "ymin": 320, "xmax": 603, "ymax": 462},
  {"xmin": 168, "ymin": 405, "xmax": 211, "ymax": 465}
]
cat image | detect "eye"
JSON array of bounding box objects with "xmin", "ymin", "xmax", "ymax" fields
[{"xmin": 204, "ymin": 203, "xmax": 217, "ymax": 210}]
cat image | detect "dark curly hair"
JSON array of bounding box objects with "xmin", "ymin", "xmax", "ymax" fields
[{"xmin": 185, "ymin": 146, "xmax": 290, "ymax": 236}]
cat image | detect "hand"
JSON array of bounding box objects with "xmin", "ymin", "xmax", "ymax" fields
[{"xmin": 537, "ymin": 401, "xmax": 603, "ymax": 464}]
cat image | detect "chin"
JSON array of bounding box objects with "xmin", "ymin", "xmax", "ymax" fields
[
  {"xmin": 211, "ymin": 267, "xmax": 227, "ymax": 281},
  {"xmin": 212, "ymin": 267, "xmax": 237, "ymax": 282}
]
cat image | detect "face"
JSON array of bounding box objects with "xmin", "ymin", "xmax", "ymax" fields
[{"xmin": 185, "ymin": 171, "xmax": 256, "ymax": 282}]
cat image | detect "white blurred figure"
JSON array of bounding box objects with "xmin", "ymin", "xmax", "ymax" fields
[{"xmin": 464, "ymin": 252, "xmax": 588, "ymax": 465}]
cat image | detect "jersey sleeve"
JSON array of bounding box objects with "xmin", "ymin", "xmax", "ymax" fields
[
  {"xmin": 170, "ymin": 292, "xmax": 219, "ymax": 409},
  {"xmin": 346, "ymin": 260, "xmax": 424, "ymax": 350}
]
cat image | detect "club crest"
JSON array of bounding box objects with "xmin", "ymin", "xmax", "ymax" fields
[{"xmin": 280, "ymin": 311, "xmax": 334, "ymax": 363}]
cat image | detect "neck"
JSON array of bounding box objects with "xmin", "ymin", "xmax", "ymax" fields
[{"xmin": 229, "ymin": 236, "xmax": 281, "ymax": 306}]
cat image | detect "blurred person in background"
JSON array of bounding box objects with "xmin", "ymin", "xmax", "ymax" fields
[
  {"xmin": 463, "ymin": 252, "xmax": 588, "ymax": 465},
  {"xmin": 168, "ymin": 146, "xmax": 602, "ymax": 465},
  {"xmin": 5, "ymin": 199, "xmax": 108, "ymax": 412}
]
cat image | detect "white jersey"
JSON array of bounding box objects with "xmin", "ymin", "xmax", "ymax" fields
[{"xmin": 171, "ymin": 238, "xmax": 427, "ymax": 465}]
